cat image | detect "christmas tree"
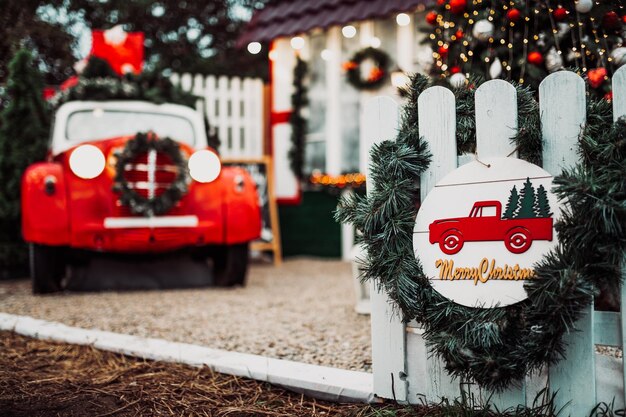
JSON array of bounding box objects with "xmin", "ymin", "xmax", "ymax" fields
[
  {"xmin": 0, "ymin": 49, "xmax": 50, "ymax": 276},
  {"xmin": 535, "ymin": 184, "xmax": 552, "ymax": 217},
  {"xmin": 424, "ymin": 0, "xmax": 625, "ymax": 97},
  {"xmin": 516, "ymin": 177, "xmax": 537, "ymax": 218},
  {"xmin": 502, "ymin": 184, "xmax": 520, "ymax": 218}
]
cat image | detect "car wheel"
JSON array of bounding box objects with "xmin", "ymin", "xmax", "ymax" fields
[
  {"xmin": 439, "ymin": 230, "xmax": 464, "ymax": 255},
  {"xmin": 213, "ymin": 242, "xmax": 250, "ymax": 287},
  {"xmin": 30, "ymin": 244, "xmax": 66, "ymax": 294},
  {"xmin": 505, "ymin": 227, "xmax": 532, "ymax": 254}
]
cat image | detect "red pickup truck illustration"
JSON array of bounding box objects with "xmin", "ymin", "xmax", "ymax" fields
[{"xmin": 428, "ymin": 200, "xmax": 553, "ymax": 255}]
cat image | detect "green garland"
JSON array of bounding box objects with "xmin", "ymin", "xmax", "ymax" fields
[
  {"xmin": 345, "ymin": 47, "xmax": 390, "ymax": 91},
  {"xmin": 113, "ymin": 132, "xmax": 189, "ymax": 216},
  {"xmin": 289, "ymin": 56, "xmax": 308, "ymax": 179},
  {"xmin": 336, "ymin": 74, "xmax": 623, "ymax": 390},
  {"xmin": 48, "ymin": 57, "xmax": 221, "ymax": 151}
]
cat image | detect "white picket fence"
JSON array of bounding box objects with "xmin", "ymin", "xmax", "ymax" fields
[
  {"xmin": 364, "ymin": 67, "xmax": 626, "ymax": 415},
  {"xmin": 171, "ymin": 73, "xmax": 265, "ymax": 158}
]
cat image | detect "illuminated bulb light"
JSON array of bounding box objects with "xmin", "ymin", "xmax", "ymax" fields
[
  {"xmin": 290, "ymin": 36, "xmax": 305, "ymax": 50},
  {"xmin": 321, "ymin": 49, "xmax": 332, "ymax": 61},
  {"xmin": 342, "ymin": 25, "xmax": 357, "ymax": 38},
  {"xmin": 396, "ymin": 13, "xmax": 411, "ymax": 26},
  {"xmin": 370, "ymin": 37, "xmax": 381, "ymax": 48},
  {"xmin": 247, "ymin": 42, "xmax": 262, "ymax": 54},
  {"xmin": 268, "ymin": 50, "xmax": 277, "ymax": 61}
]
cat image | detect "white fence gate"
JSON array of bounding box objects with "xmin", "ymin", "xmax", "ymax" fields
[
  {"xmin": 364, "ymin": 67, "xmax": 626, "ymax": 415},
  {"xmin": 171, "ymin": 73, "xmax": 265, "ymax": 159}
]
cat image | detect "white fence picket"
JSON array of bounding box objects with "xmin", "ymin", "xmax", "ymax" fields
[
  {"xmin": 171, "ymin": 73, "xmax": 264, "ymax": 158},
  {"xmin": 472, "ymin": 79, "xmax": 527, "ymax": 409},
  {"xmin": 538, "ymin": 72, "xmax": 595, "ymax": 414},
  {"xmin": 613, "ymin": 65, "xmax": 626, "ymax": 411},
  {"xmin": 418, "ymin": 86, "xmax": 457, "ymax": 197},
  {"xmin": 363, "ymin": 96, "xmax": 408, "ymax": 403},
  {"xmin": 217, "ymin": 76, "xmax": 230, "ymax": 158},
  {"xmin": 613, "ymin": 66, "xmax": 626, "ymax": 122},
  {"xmin": 180, "ymin": 73, "xmax": 193, "ymax": 92},
  {"xmin": 475, "ymin": 80, "xmax": 518, "ymax": 158},
  {"xmin": 205, "ymin": 75, "xmax": 217, "ymax": 126},
  {"xmin": 231, "ymin": 77, "xmax": 243, "ymax": 158},
  {"xmin": 412, "ymin": 86, "xmax": 459, "ymax": 403}
]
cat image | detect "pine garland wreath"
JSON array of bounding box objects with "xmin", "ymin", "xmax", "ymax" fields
[
  {"xmin": 289, "ymin": 56, "xmax": 308, "ymax": 179},
  {"xmin": 113, "ymin": 132, "xmax": 189, "ymax": 216},
  {"xmin": 336, "ymin": 73, "xmax": 622, "ymax": 390},
  {"xmin": 344, "ymin": 47, "xmax": 390, "ymax": 90}
]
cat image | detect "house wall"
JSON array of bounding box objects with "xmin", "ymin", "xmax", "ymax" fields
[{"xmin": 271, "ymin": 10, "xmax": 432, "ymax": 190}]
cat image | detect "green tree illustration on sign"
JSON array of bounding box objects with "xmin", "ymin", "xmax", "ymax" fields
[
  {"xmin": 502, "ymin": 185, "xmax": 520, "ymax": 219},
  {"xmin": 502, "ymin": 178, "xmax": 551, "ymax": 220},
  {"xmin": 535, "ymin": 184, "xmax": 552, "ymax": 218}
]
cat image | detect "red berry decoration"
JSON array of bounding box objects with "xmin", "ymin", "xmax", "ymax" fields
[
  {"xmin": 602, "ymin": 11, "xmax": 620, "ymax": 30},
  {"xmin": 527, "ymin": 51, "xmax": 544, "ymax": 65},
  {"xmin": 587, "ymin": 67, "xmax": 608, "ymax": 89},
  {"xmin": 438, "ymin": 45, "xmax": 449, "ymax": 57},
  {"xmin": 553, "ymin": 7, "xmax": 568, "ymax": 21},
  {"xmin": 450, "ymin": 66, "xmax": 461, "ymax": 74},
  {"xmin": 507, "ymin": 8, "xmax": 522, "ymax": 22},
  {"xmin": 449, "ymin": 0, "xmax": 467, "ymax": 14},
  {"xmin": 426, "ymin": 11, "xmax": 438, "ymax": 25}
]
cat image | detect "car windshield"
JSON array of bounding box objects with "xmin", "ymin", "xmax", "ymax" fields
[{"xmin": 66, "ymin": 109, "xmax": 195, "ymax": 145}]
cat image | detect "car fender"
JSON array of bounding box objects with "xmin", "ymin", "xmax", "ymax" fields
[
  {"xmin": 22, "ymin": 162, "xmax": 70, "ymax": 245},
  {"xmin": 219, "ymin": 167, "xmax": 262, "ymax": 244}
]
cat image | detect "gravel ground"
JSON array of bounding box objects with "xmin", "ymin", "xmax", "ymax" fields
[{"xmin": 0, "ymin": 258, "xmax": 372, "ymax": 372}]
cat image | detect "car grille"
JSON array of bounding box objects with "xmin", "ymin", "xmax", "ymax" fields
[
  {"xmin": 113, "ymin": 150, "xmax": 183, "ymax": 217},
  {"xmin": 122, "ymin": 150, "xmax": 179, "ymax": 199}
]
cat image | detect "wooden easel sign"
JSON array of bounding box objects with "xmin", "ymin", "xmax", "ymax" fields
[{"xmin": 222, "ymin": 156, "xmax": 282, "ymax": 266}]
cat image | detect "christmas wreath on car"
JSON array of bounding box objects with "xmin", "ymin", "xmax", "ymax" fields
[
  {"xmin": 113, "ymin": 132, "xmax": 189, "ymax": 216},
  {"xmin": 343, "ymin": 47, "xmax": 390, "ymax": 90},
  {"xmin": 336, "ymin": 74, "xmax": 624, "ymax": 390}
]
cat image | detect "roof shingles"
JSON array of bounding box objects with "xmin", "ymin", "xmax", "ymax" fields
[{"xmin": 238, "ymin": 0, "xmax": 430, "ymax": 46}]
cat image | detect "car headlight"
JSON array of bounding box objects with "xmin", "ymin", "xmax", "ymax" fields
[
  {"xmin": 188, "ymin": 150, "xmax": 221, "ymax": 183},
  {"xmin": 69, "ymin": 144, "xmax": 106, "ymax": 179}
]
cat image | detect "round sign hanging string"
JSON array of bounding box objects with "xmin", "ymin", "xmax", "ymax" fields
[{"xmin": 335, "ymin": 74, "xmax": 623, "ymax": 390}]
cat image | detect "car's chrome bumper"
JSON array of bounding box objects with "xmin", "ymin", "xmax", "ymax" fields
[{"xmin": 103, "ymin": 215, "xmax": 199, "ymax": 229}]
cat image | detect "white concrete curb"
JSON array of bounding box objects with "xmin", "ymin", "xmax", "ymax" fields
[{"xmin": 0, "ymin": 312, "xmax": 374, "ymax": 403}]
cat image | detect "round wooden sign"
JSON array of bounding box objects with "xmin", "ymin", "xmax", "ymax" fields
[{"xmin": 413, "ymin": 157, "xmax": 560, "ymax": 308}]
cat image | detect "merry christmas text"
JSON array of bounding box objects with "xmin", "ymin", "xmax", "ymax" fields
[{"xmin": 434, "ymin": 258, "xmax": 535, "ymax": 285}]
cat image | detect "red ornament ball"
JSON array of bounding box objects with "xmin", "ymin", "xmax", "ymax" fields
[
  {"xmin": 450, "ymin": 66, "xmax": 461, "ymax": 74},
  {"xmin": 527, "ymin": 51, "xmax": 544, "ymax": 65},
  {"xmin": 437, "ymin": 0, "xmax": 446, "ymax": 5},
  {"xmin": 455, "ymin": 29, "xmax": 464, "ymax": 39},
  {"xmin": 426, "ymin": 11, "xmax": 438, "ymax": 25},
  {"xmin": 553, "ymin": 7, "xmax": 568, "ymax": 21},
  {"xmin": 587, "ymin": 67, "xmax": 608, "ymax": 89},
  {"xmin": 438, "ymin": 45, "xmax": 449, "ymax": 57},
  {"xmin": 449, "ymin": 0, "xmax": 467, "ymax": 14},
  {"xmin": 506, "ymin": 8, "xmax": 522, "ymax": 22},
  {"xmin": 603, "ymin": 11, "xmax": 620, "ymax": 30}
]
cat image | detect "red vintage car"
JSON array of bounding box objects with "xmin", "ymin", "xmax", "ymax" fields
[
  {"xmin": 429, "ymin": 200, "xmax": 553, "ymax": 255},
  {"xmin": 22, "ymin": 100, "xmax": 261, "ymax": 293}
]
